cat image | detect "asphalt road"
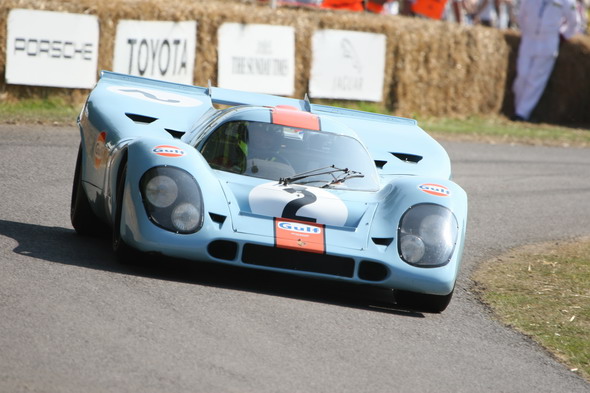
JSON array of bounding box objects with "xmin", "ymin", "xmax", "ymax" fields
[{"xmin": 1, "ymin": 124, "xmax": 589, "ymax": 393}]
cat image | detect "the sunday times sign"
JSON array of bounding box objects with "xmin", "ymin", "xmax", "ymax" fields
[
  {"xmin": 217, "ymin": 23, "xmax": 295, "ymax": 96},
  {"xmin": 5, "ymin": 9, "xmax": 99, "ymax": 89},
  {"xmin": 309, "ymin": 30, "xmax": 386, "ymax": 102},
  {"xmin": 113, "ymin": 20, "xmax": 197, "ymax": 84}
]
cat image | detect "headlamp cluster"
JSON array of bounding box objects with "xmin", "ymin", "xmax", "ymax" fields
[
  {"xmin": 140, "ymin": 166, "xmax": 203, "ymax": 234},
  {"xmin": 398, "ymin": 203, "xmax": 458, "ymax": 267}
]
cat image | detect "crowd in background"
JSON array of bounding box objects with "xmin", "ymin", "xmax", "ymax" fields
[
  {"xmin": 250, "ymin": 0, "xmax": 587, "ymax": 122},
  {"xmin": 257, "ymin": 0, "xmax": 589, "ymax": 33}
]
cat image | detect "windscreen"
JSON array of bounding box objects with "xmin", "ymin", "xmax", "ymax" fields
[{"xmin": 200, "ymin": 120, "xmax": 379, "ymax": 191}]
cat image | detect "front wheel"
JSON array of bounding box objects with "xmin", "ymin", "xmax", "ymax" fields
[
  {"xmin": 394, "ymin": 288, "xmax": 455, "ymax": 313},
  {"xmin": 71, "ymin": 144, "xmax": 106, "ymax": 235}
]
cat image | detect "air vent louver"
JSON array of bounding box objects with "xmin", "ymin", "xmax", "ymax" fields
[
  {"xmin": 374, "ymin": 160, "xmax": 387, "ymax": 169},
  {"xmin": 165, "ymin": 129, "xmax": 185, "ymax": 139},
  {"xmin": 125, "ymin": 113, "xmax": 158, "ymax": 124},
  {"xmin": 391, "ymin": 152, "xmax": 423, "ymax": 163}
]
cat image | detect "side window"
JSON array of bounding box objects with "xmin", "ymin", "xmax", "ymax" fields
[{"xmin": 201, "ymin": 121, "xmax": 248, "ymax": 173}]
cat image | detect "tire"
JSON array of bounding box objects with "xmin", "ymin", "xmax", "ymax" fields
[
  {"xmin": 71, "ymin": 144, "xmax": 106, "ymax": 235},
  {"xmin": 394, "ymin": 288, "xmax": 455, "ymax": 313},
  {"xmin": 112, "ymin": 163, "xmax": 141, "ymax": 263}
]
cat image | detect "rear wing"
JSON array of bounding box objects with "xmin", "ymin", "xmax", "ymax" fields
[
  {"xmin": 209, "ymin": 84, "xmax": 417, "ymax": 127},
  {"xmin": 94, "ymin": 71, "xmax": 450, "ymax": 178}
]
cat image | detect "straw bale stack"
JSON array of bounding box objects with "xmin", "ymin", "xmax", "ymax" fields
[{"xmin": 1, "ymin": 0, "xmax": 589, "ymax": 124}]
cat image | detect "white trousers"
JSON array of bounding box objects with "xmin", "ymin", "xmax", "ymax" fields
[{"xmin": 512, "ymin": 52, "xmax": 556, "ymax": 120}]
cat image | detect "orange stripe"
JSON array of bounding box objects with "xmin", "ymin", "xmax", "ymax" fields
[{"xmin": 271, "ymin": 106, "xmax": 320, "ymax": 131}]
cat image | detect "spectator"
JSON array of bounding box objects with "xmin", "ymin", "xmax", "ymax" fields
[
  {"xmin": 511, "ymin": 0, "xmax": 580, "ymax": 122},
  {"xmin": 576, "ymin": 0, "xmax": 589, "ymax": 34},
  {"xmin": 366, "ymin": 0, "xmax": 392, "ymax": 13},
  {"xmin": 443, "ymin": 0, "xmax": 470, "ymax": 23},
  {"xmin": 411, "ymin": 0, "xmax": 450, "ymax": 19},
  {"xmin": 399, "ymin": 0, "xmax": 417, "ymax": 15},
  {"xmin": 382, "ymin": 0, "xmax": 402, "ymax": 14},
  {"xmin": 471, "ymin": 0, "xmax": 498, "ymax": 26},
  {"xmin": 280, "ymin": 0, "xmax": 323, "ymax": 5},
  {"xmin": 321, "ymin": 0, "xmax": 365, "ymax": 11},
  {"xmin": 497, "ymin": 0, "xmax": 517, "ymax": 28}
]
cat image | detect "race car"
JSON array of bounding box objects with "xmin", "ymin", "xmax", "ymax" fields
[{"xmin": 71, "ymin": 71, "xmax": 468, "ymax": 312}]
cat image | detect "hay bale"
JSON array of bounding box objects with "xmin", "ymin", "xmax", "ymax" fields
[{"xmin": 0, "ymin": 0, "xmax": 588, "ymax": 124}]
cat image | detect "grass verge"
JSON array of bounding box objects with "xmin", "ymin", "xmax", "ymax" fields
[
  {"xmin": 0, "ymin": 97, "xmax": 81, "ymax": 126},
  {"xmin": 473, "ymin": 238, "xmax": 590, "ymax": 381},
  {"xmin": 309, "ymin": 100, "xmax": 590, "ymax": 148},
  {"xmin": 418, "ymin": 115, "xmax": 590, "ymax": 148}
]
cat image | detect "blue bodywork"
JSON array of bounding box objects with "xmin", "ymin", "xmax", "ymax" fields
[{"xmin": 74, "ymin": 71, "xmax": 468, "ymax": 309}]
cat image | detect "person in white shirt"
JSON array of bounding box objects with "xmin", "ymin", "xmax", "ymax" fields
[
  {"xmin": 473, "ymin": 0, "xmax": 499, "ymax": 26},
  {"xmin": 512, "ymin": 0, "xmax": 580, "ymax": 121}
]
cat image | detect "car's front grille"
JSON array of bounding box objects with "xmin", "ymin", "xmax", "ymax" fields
[{"xmin": 242, "ymin": 244, "xmax": 355, "ymax": 278}]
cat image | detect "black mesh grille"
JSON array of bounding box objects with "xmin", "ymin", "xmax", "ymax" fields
[{"xmin": 242, "ymin": 244, "xmax": 355, "ymax": 278}]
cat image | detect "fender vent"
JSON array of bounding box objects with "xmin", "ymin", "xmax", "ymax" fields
[
  {"xmin": 165, "ymin": 129, "xmax": 185, "ymax": 139},
  {"xmin": 126, "ymin": 113, "xmax": 158, "ymax": 124},
  {"xmin": 372, "ymin": 237, "xmax": 393, "ymax": 246},
  {"xmin": 391, "ymin": 152, "xmax": 423, "ymax": 163},
  {"xmin": 209, "ymin": 213, "xmax": 226, "ymax": 224},
  {"xmin": 374, "ymin": 160, "xmax": 387, "ymax": 169}
]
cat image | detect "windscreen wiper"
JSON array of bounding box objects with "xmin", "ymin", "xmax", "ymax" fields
[
  {"xmin": 279, "ymin": 165, "xmax": 363, "ymax": 187},
  {"xmin": 321, "ymin": 170, "xmax": 364, "ymax": 188}
]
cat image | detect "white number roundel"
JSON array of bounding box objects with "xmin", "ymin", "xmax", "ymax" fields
[{"xmin": 249, "ymin": 182, "xmax": 348, "ymax": 226}]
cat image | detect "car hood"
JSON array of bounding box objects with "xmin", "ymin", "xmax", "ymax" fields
[{"xmin": 217, "ymin": 173, "xmax": 378, "ymax": 250}]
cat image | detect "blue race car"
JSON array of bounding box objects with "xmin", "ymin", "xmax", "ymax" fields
[{"xmin": 72, "ymin": 71, "xmax": 468, "ymax": 312}]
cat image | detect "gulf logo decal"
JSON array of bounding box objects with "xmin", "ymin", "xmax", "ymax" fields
[
  {"xmin": 418, "ymin": 183, "xmax": 451, "ymax": 197},
  {"xmin": 274, "ymin": 218, "xmax": 325, "ymax": 254},
  {"xmin": 152, "ymin": 145, "xmax": 185, "ymax": 158}
]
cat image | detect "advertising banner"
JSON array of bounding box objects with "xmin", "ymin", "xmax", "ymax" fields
[
  {"xmin": 217, "ymin": 23, "xmax": 295, "ymax": 96},
  {"xmin": 5, "ymin": 9, "xmax": 99, "ymax": 89},
  {"xmin": 113, "ymin": 20, "xmax": 197, "ymax": 85},
  {"xmin": 309, "ymin": 29, "xmax": 386, "ymax": 102}
]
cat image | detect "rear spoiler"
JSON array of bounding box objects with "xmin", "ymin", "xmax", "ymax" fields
[
  {"xmin": 99, "ymin": 71, "xmax": 416, "ymax": 127},
  {"xmin": 209, "ymin": 85, "xmax": 416, "ymax": 126}
]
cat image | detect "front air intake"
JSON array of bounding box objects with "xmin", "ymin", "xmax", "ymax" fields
[
  {"xmin": 358, "ymin": 261, "xmax": 389, "ymax": 282},
  {"xmin": 208, "ymin": 240, "xmax": 238, "ymax": 261},
  {"xmin": 242, "ymin": 244, "xmax": 355, "ymax": 278}
]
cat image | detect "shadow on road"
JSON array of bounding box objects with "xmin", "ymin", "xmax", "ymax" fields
[{"xmin": 0, "ymin": 219, "xmax": 425, "ymax": 318}]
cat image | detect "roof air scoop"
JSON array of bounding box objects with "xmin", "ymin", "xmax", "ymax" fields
[{"xmin": 391, "ymin": 152, "xmax": 423, "ymax": 163}]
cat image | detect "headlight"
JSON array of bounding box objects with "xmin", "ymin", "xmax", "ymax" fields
[
  {"xmin": 398, "ymin": 203, "xmax": 458, "ymax": 267},
  {"xmin": 140, "ymin": 166, "xmax": 203, "ymax": 234},
  {"xmin": 145, "ymin": 175, "xmax": 178, "ymax": 208},
  {"xmin": 171, "ymin": 203, "xmax": 200, "ymax": 233}
]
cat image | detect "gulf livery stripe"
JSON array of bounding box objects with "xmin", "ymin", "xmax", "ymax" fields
[{"xmin": 271, "ymin": 105, "xmax": 320, "ymax": 131}]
